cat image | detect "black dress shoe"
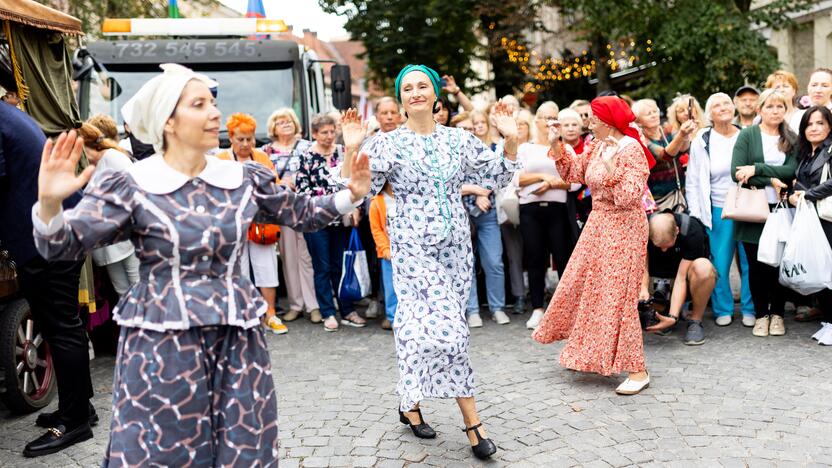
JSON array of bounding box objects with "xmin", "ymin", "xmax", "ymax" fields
[
  {"xmin": 398, "ymin": 408, "xmax": 436, "ymax": 439},
  {"xmin": 463, "ymin": 423, "xmax": 497, "ymax": 460},
  {"xmin": 36, "ymin": 403, "xmax": 99, "ymax": 428},
  {"xmin": 23, "ymin": 423, "xmax": 93, "ymax": 458}
]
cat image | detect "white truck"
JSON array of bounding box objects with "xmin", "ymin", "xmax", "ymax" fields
[{"xmin": 74, "ymin": 18, "xmax": 352, "ymax": 145}]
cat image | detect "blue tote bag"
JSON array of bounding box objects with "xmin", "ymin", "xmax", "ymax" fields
[{"xmin": 338, "ymin": 228, "xmax": 371, "ymax": 301}]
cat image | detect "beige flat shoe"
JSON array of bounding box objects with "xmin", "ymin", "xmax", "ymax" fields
[
  {"xmin": 615, "ymin": 373, "xmax": 650, "ymax": 395},
  {"xmin": 753, "ymin": 316, "xmax": 770, "ymax": 337},
  {"xmin": 769, "ymin": 315, "xmax": 786, "ymax": 336}
]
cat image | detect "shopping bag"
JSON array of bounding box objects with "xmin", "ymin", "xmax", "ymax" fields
[
  {"xmin": 496, "ymin": 186, "xmax": 520, "ymax": 226},
  {"xmin": 778, "ymin": 199, "xmax": 832, "ymax": 295},
  {"xmin": 757, "ymin": 201, "xmax": 793, "ymax": 267},
  {"xmin": 338, "ymin": 228, "xmax": 371, "ymax": 301}
]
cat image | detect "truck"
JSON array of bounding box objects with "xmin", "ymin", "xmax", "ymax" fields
[{"xmin": 74, "ymin": 17, "xmax": 352, "ymax": 145}]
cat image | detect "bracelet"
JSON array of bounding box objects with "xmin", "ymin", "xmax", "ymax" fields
[{"xmin": 452, "ymin": 88, "xmax": 461, "ymax": 95}]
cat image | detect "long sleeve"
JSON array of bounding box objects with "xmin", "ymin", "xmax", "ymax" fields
[
  {"xmin": 731, "ymin": 128, "xmax": 769, "ymax": 188},
  {"xmin": 754, "ymin": 148, "xmax": 798, "ymax": 181},
  {"xmin": 461, "ymin": 133, "xmax": 520, "ymax": 191},
  {"xmin": 555, "ymin": 142, "xmax": 592, "ymax": 185},
  {"xmin": 247, "ymin": 163, "xmax": 352, "ymax": 232},
  {"xmin": 361, "ymin": 133, "xmax": 393, "ymax": 197},
  {"xmin": 369, "ymin": 196, "xmax": 390, "ymax": 258},
  {"xmin": 32, "ymin": 169, "xmax": 135, "ymax": 261},
  {"xmin": 601, "ymin": 141, "xmax": 650, "ymax": 208},
  {"xmin": 685, "ymin": 134, "xmax": 706, "ymax": 222}
]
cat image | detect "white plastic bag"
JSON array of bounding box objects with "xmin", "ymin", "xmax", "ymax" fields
[
  {"xmin": 496, "ymin": 186, "xmax": 520, "ymax": 226},
  {"xmin": 778, "ymin": 199, "xmax": 832, "ymax": 295},
  {"xmin": 757, "ymin": 201, "xmax": 793, "ymax": 267}
]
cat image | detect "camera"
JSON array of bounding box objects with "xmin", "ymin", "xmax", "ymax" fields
[
  {"xmin": 638, "ymin": 299, "xmax": 660, "ymax": 329},
  {"xmin": 652, "ymin": 279, "xmax": 672, "ymax": 306}
]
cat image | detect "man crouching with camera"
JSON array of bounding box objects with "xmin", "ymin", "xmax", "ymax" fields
[{"xmin": 640, "ymin": 210, "xmax": 717, "ymax": 345}]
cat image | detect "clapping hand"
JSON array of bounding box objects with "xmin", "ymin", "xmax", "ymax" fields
[
  {"xmin": 38, "ymin": 131, "xmax": 95, "ymax": 220},
  {"xmin": 347, "ymin": 151, "xmax": 371, "ymax": 203},
  {"xmin": 341, "ymin": 108, "xmax": 368, "ymax": 150},
  {"xmin": 491, "ymin": 101, "xmax": 518, "ymax": 140}
]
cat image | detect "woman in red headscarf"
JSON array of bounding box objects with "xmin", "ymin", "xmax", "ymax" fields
[{"xmin": 532, "ymin": 96, "xmax": 652, "ymax": 395}]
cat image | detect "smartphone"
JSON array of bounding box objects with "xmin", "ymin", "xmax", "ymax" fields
[
  {"xmin": 688, "ymin": 97, "xmax": 695, "ymax": 120},
  {"xmin": 439, "ymin": 77, "xmax": 447, "ymax": 88}
]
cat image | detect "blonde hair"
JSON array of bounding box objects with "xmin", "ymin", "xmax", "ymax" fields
[
  {"xmin": 78, "ymin": 122, "xmax": 126, "ymax": 155},
  {"xmin": 267, "ymin": 108, "xmax": 301, "ymax": 140},
  {"xmin": 515, "ymin": 109, "xmax": 534, "ymax": 143},
  {"xmin": 667, "ymin": 94, "xmax": 705, "ymax": 133},
  {"xmin": 757, "ymin": 89, "xmax": 796, "ymax": 153},
  {"xmin": 470, "ymin": 109, "xmax": 494, "ymax": 144},
  {"xmin": 450, "ymin": 111, "xmax": 471, "ymax": 127}
]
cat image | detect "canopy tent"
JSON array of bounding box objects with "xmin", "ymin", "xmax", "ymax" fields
[{"xmin": 0, "ymin": 0, "xmax": 83, "ymax": 36}]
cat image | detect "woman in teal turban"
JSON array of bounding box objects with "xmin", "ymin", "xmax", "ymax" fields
[{"xmin": 341, "ymin": 64, "xmax": 520, "ymax": 460}]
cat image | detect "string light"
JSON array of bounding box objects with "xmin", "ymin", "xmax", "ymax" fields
[{"xmin": 502, "ymin": 36, "xmax": 655, "ymax": 92}]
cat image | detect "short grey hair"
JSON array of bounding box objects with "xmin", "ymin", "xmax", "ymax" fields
[
  {"xmin": 310, "ymin": 113, "xmax": 337, "ymax": 133},
  {"xmin": 703, "ymin": 92, "xmax": 733, "ymax": 126}
]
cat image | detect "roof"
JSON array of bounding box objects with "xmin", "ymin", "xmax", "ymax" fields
[{"xmin": 0, "ymin": 0, "xmax": 83, "ymax": 35}]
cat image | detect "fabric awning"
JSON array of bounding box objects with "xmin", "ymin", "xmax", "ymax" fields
[{"xmin": 0, "ymin": 0, "xmax": 83, "ymax": 36}]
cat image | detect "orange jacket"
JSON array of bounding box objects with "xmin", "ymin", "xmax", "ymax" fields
[
  {"xmin": 369, "ymin": 194, "xmax": 391, "ymax": 259},
  {"xmin": 215, "ymin": 148, "xmax": 275, "ymax": 173}
]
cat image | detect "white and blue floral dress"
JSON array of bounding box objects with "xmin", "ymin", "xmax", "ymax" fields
[{"xmin": 362, "ymin": 125, "xmax": 519, "ymax": 411}]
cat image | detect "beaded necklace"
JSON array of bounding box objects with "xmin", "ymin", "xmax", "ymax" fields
[{"xmin": 393, "ymin": 126, "xmax": 461, "ymax": 240}]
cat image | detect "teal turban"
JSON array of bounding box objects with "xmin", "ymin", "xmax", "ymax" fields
[{"xmin": 394, "ymin": 64, "xmax": 441, "ymax": 103}]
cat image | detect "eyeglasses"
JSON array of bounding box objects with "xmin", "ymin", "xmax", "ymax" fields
[
  {"xmin": 275, "ymin": 120, "xmax": 294, "ymax": 127},
  {"xmin": 580, "ymin": 113, "xmax": 590, "ymax": 118}
]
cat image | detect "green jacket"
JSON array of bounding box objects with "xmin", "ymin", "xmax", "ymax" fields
[{"xmin": 730, "ymin": 125, "xmax": 797, "ymax": 244}]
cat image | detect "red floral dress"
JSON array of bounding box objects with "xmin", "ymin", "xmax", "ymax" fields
[{"xmin": 532, "ymin": 136, "xmax": 649, "ymax": 375}]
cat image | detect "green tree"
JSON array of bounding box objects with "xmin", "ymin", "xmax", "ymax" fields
[{"xmin": 319, "ymin": 0, "xmax": 483, "ymax": 94}]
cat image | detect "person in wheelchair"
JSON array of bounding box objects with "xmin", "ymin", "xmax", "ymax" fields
[{"xmin": 641, "ymin": 210, "xmax": 717, "ymax": 345}]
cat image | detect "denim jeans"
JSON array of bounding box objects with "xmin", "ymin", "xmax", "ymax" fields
[
  {"xmin": 304, "ymin": 225, "xmax": 355, "ymax": 319},
  {"xmin": 709, "ymin": 206, "xmax": 754, "ymax": 317},
  {"xmin": 380, "ymin": 258, "xmax": 397, "ymax": 322},
  {"xmin": 467, "ymin": 209, "xmax": 505, "ymax": 314}
]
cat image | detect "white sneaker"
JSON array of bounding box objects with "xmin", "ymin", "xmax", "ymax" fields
[
  {"xmin": 741, "ymin": 314, "xmax": 756, "ymax": 327},
  {"xmin": 492, "ymin": 310, "xmax": 510, "ymax": 325},
  {"xmin": 715, "ymin": 315, "xmax": 732, "ymax": 326},
  {"xmin": 526, "ymin": 309, "xmax": 545, "ymax": 330},
  {"xmin": 467, "ymin": 313, "xmax": 483, "ymax": 328},
  {"xmin": 615, "ymin": 373, "xmax": 650, "ymax": 395},
  {"xmin": 365, "ymin": 300, "xmax": 380, "ymax": 319}
]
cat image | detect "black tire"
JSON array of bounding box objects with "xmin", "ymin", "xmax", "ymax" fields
[{"xmin": 0, "ymin": 299, "xmax": 56, "ymax": 414}]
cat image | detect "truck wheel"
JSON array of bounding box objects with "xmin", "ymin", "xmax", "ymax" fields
[{"xmin": 0, "ymin": 299, "xmax": 56, "ymax": 413}]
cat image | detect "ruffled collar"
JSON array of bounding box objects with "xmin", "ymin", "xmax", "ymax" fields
[{"xmin": 128, "ymin": 154, "xmax": 243, "ymax": 195}]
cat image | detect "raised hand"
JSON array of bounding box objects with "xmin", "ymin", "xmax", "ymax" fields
[
  {"xmin": 341, "ymin": 108, "xmax": 368, "ymax": 150},
  {"xmin": 347, "ymin": 150, "xmax": 371, "ymax": 203},
  {"xmin": 441, "ymin": 75, "xmax": 460, "ymax": 95},
  {"xmin": 38, "ymin": 131, "xmax": 95, "ymax": 207},
  {"xmin": 491, "ymin": 101, "xmax": 518, "ymax": 140},
  {"xmin": 546, "ymin": 120, "xmax": 561, "ymax": 145}
]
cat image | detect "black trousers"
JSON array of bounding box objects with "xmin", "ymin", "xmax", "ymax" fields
[
  {"xmin": 17, "ymin": 256, "xmax": 93, "ymax": 427},
  {"xmin": 519, "ymin": 201, "xmax": 576, "ymax": 309},
  {"xmin": 742, "ymin": 242, "xmax": 786, "ymax": 318}
]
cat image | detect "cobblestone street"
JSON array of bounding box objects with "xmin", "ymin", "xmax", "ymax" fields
[{"xmin": 1, "ymin": 308, "xmax": 831, "ymax": 467}]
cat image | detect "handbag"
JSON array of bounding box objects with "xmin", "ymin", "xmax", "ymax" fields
[
  {"xmin": 722, "ymin": 182, "xmax": 770, "ymax": 223},
  {"xmin": 338, "ymin": 228, "xmax": 371, "ymax": 301},
  {"xmin": 496, "ymin": 186, "xmax": 520, "ymax": 226},
  {"xmin": 654, "ymin": 159, "xmax": 687, "ymax": 213},
  {"xmin": 816, "ymin": 162, "xmax": 832, "ymax": 222},
  {"xmin": 247, "ymin": 210, "xmax": 281, "ymax": 245}
]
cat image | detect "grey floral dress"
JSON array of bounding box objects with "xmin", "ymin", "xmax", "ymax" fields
[
  {"xmin": 362, "ymin": 126, "xmax": 519, "ymax": 411},
  {"xmin": 32, "ymin": 155, "xmax": 354, "ymax": 467}
]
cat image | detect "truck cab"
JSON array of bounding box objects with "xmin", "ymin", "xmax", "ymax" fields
[{"xmin": 75, "ymin": 18, "xmax": 350, "ymax": 145}]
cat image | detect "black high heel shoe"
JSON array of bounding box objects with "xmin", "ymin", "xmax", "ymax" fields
[
  {"xmin": 398, "ymin": 408, "xmax": 436, "ymax": 439},
  {"xmin": 463, "ymin": 423, "xmax": 497, "ymax": 460}
]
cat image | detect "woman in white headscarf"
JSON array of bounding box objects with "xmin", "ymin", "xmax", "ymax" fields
[{"xmin": 31, "ymin": 63, "xmax": 371, "ymax": 466}]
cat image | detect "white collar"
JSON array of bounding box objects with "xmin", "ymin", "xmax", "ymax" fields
[{"xmin": 127, "ymin": 154, "xmax": 243, "ymax": 195}]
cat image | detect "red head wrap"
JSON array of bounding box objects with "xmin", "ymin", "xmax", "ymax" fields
[{"xmin": 590, "ymin": 96, "xmax": 656, "ymax": 169}]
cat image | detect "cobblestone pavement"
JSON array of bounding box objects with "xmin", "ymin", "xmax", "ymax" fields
[{"xmin": 1, "ymin": 307, "xmax": 831, "ymax": 467}]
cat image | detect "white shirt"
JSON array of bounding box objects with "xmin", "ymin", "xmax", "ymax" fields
[
  {"xmin": 708, "ymin": 130, "xmax": 739, "ymax": 208},
  {"xmin": 761, "ymin": 132, "xmax": 786, "ymax": 203},
  {"xmin": 516, "ymin": 143, "xmax": 580, "ymax": 204}
]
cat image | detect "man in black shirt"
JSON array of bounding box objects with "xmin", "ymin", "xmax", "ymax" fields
[{"xmin": 641, "ymin": 211, "xmax": 716, "ymax": 345}]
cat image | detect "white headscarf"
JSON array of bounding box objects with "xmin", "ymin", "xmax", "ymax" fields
[{"xmin": 120, "ymin": 63, "xmax": 217, "ymax": 152}]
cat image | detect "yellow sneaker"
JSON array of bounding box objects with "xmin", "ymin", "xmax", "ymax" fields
[{"xmin": 264, "ymin": 316, "xmax": 288, "ymax": 335}]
